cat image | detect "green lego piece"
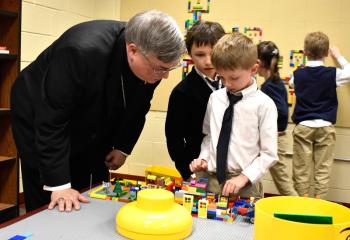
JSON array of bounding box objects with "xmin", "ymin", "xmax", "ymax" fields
[{"xmin": 113, "ymin": 181, "xmax": 123, "ymax": 197}]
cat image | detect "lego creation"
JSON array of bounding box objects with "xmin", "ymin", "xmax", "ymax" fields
[
  {"xmin": 116, "ymin": 188, "xmax": 192, "ymax": 240},
  {"xmin": 145, "ymin": 165, "xmax": 183, "ymax": 191},
  {"xmin": 90, "ymin": 165, "xmax": 258, "ymax": 224},
  {"xmin": 243, "ymin": 27, "xmax": 263, "ymax": 44},
  {"xmin": 186, "ymin": 0, "xmax": 210, "ymax": 29},
  {"xmin": 183, "ymin": 0, "xmax": 211, "ymax": 79},
  {"xmin": 278, "ymin": 55, "xmax": 283, "ymax": 69},
  {"xmin": 254, "ymin": 196, "xmax": 350, "ymax": 240},
  {"xmin": 198, "ymin": 198, "xmax": 209, "ymax": 218},
  {"xmin": 289, "ymin": 50, "xmax": 306, "ymax": 70},
  {"xmin": 280, "ymin": 49, "xmax": 306, "ymax": 106},
  {"xmin": 280, "ymin": 76, "xmax": 294, "ymax": 106},
  {"xmin": 88, "ymin": 178, "xmax": 145, "ymax": 203},
  {"xmin": 232, "ymin": 26, "xmax": 240, "ymax": 33}
]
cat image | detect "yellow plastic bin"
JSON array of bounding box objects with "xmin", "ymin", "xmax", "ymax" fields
[
  {"xmin": 116, "ymin": 188, "xmax": 192, "ymax": 240},
  {"xmin": 254, "ymin": 196, "xmax": 350, "ymax": 240}
]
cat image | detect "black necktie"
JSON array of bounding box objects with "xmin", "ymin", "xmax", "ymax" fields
[
  {"xmin": 216, "ymin": 92, "xmax": 243, "ymax": 184},
  {"xmin": 205, "ymin": 77, "xmax": 220, "ymax": 90}
]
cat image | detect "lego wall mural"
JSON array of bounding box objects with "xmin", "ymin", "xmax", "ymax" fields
[
  {"xmin": 243, "ymin": 27, "xmax": 263, "ymax": 44},
  {"xmin": 182, "ymin": 0, "xmax": 211, "ymax": 80},
  {"xmin": 182, "ymin": 0, "xmax": 305, "ymax": 108},
  {"xmin": 283, "ymin": 50, "xmax": 307, "ymax": 105},
  {"xmin": 182, "ymin": 0, "xmax": 264, "ymax": 80}
]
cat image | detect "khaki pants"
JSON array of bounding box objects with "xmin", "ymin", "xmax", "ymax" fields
[
  {"xmin": 292, "ymin": 124, "xmax": 335, "ymax": 198},
  {"xmin": 269, "ymin": 134, "xmax": 298, "ymax": 196},
  {"xmin": 197, "ymin": 171, "xmax": 263, "ymax": 199}
]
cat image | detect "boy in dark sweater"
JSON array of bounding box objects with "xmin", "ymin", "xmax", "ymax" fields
[
  {"xmin": 292, "ymin": 32, "xmax": 350, "ymax": 199},
  {"xmin": 165, "ymin": 21, "xmax": 225, "ymax": 180}
]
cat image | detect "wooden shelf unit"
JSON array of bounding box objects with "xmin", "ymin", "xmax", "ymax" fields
[
  {"xmin": 0, "ymin": 9, "xmax": 18, "ymax": 17},
  {"xmin": 0, "ymin": 0, "xmax": 21, "ymax": 224},
  {"xmin": 0, "ymin": 108, "xmax": 11, "ymax": 116},
  {"xmin": 0, "ymin": 54, "xmax": 17, "ymax": 60},
  {"xmin": 0, "ymin": 156, "xmax": 16, "ymax": 163}
]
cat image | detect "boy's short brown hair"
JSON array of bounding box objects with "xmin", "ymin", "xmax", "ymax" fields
[
  {"xmin": 304, "ymin": 31, "xmax": 329, "ymax": 60},
  {"xmin": 185, "ymin": 20, "xmax": 225, "ymax": 54},
  {"xmin": 211, "ymin": 33, "xmax": 257, "ymax": 70}
]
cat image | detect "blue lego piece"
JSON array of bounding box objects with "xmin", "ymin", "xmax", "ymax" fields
[
  {"xmin": 22, "ymin": 233, "xmax": 32, "ymax": 238},
  {"xmin": 232, "ymin": 207, "xmax": 238, "ymax": 215},
  {"xmin": 246, "ymin": 208, "xmax": 255, "ymax": 218},
  {"xmin": 234, "ymin": 199, "xmax": 249, "ymax": 208},
  {"xmin": 8, "ymin": 235, "xmax": 27, "ymax": 240}
]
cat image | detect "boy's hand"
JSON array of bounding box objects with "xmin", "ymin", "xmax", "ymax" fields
[
  {"xmin": 222, "ymin": 173, "xmax": 249, "ymax": 196},
  {"xmin": 330, "ymin": 46, "xmax": 341, "ymax": 59},
  {"xmin": 189, "ymin": 158, "xmax": 208, "ymax": 172}
]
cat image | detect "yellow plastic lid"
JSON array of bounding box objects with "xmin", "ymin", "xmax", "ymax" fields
[{"xmin": 116, "ymin": 189, "xmax": 192, "ymax": 240}]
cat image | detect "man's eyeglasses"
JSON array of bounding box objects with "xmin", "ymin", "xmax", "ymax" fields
[{"xmin": 141, "ymin": 51, "xmax": 181, "ymax": 75}]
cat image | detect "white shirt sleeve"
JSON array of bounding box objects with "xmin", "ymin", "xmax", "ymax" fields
[
  {"xmin": 198, "ymin": 95, "xmax": 212, "ymax": 162},
  {"xmin": 43, "ymin": 182, "xmax": 71, "ymax": 191},
  {"xmin": 118, "ymin": 150, "xmax": 129, "ymax": 157},
  {"xmin": 289, "ymin": 75, "xmax": 294, "ymax": 88},
  {"xmin": 335, "ymin": 56, "xmax": 350, "ymax": 87},
  {"xmin": 242, "ymin": 100, "xmax": 278, "ymax": 183}
]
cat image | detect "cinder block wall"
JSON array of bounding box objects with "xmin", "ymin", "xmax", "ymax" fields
[
  {"xmin": 21, "ymin": 0, "xmax": 120, "ymax": 69},
  {"xmin": 19, "ymin": 0, "xmax": 121, "ymax": 192}
]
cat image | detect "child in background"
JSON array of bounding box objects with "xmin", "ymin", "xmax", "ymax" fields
[
  {"xmin": 257, "ymin": 41, "xmax": 298, "ymax": 196},
  {"xmin": 165, "ymin": 21, "xmax": 225, "ymax": 180},
  {"xmin": 292, "ymin": 31, "xmax": 350, "ymax": 199},
  {"xmin": 190, "ymin": 33, "xmax": 278, "ymax": 198}
]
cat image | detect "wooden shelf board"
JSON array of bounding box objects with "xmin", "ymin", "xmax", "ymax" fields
[
  {"xmin": 0, "ymin": 203, "xmax": 15, "ymax": 211},
  {"xmin": 0, "ymin": 108, "xmax": 10, "ymax": 115},
  {"xmin": 0, "ymin": 156, "xmax": 16, "ymax": 163},
  {"xmin": 0, "ymin": 54, "xmax": 17, "ymax": 60},
  {"xmin": 0, "ymin": 9, "xmax": 18, "ymax": 17}
]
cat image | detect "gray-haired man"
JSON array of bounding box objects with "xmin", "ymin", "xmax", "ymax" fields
[{"xmin": 11, "ymin": 10, "xmax": 185, "ymax": 212}]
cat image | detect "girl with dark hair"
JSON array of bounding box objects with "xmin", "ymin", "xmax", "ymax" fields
[{"xmin": 257, "ymin": 41, "xmax": 298, "ymax": 196}]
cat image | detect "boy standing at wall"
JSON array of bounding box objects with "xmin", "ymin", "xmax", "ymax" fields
[
  {"xmin": 190, "ymin": 33, "xmax": 278, "ymax": 198},
  {"xmin": 166, "ymin": 21, "xmax": 225, "ymax": 180},
  {"xmin": 292, "ymin": 31, "xmax": 350, "ymax": 199}
]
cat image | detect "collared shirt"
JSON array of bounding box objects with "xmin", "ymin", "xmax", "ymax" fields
[
  {"xmin": 44, "ymin": 183, "xmax": 71, "ymax": 191},
  {"xmin": 199, "ymin": 82, "xmax": 278, "ymax": 184},
  {"xmin": 194, "ymin": 66, "xmax": 222, "ymax": 91},
  {"xmin": 290, "ymin": 56, "xmax": 350, "ymax": 127}
]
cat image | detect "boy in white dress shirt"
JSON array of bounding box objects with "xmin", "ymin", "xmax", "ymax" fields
[{"xmin": 190, "ymin": 33, "xmax": 278, "ymax": 198}]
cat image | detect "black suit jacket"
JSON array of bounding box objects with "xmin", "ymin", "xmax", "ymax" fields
[
  {"xmin": 165, "ymin": 68, "xmax": 213, "ymax": 179},
  {"xmin": 11, "ymin": 20, "xmax": 159, "ymax": 187}
]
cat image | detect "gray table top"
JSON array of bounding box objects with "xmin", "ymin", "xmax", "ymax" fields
[{"xmin": 0, "ymin": 192, "xmax": 254, "ymax": 240}]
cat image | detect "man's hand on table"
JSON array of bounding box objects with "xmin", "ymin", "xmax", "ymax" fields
[{"xmin": 48, "ymin": 188, "xmax": 90, "ymax": 212}]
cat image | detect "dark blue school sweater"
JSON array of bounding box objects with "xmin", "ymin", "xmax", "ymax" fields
[
  {"xmin": 261, "ymin": 78, "xmax": 288, "ymax": 132},
  {"xmin": 292, "ymin": 66, "xmax": 337, "ymax": 124}
]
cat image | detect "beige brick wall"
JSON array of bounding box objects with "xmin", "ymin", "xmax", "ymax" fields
[
  {"xmin": 19, "ymin": 0, "xmax": 121, "ymax": 192},
  {"xmin": 113, "ymin": 111, "xmax": 176, "ymax": 177},
  {"xmin": 20, "ymin": 0, "xmax": 121, "ymax": 70}
]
